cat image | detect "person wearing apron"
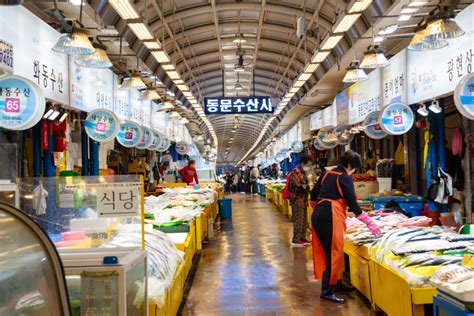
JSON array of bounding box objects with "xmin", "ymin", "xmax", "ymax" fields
[{"xmin": 310, "ymin": 150, "xmax": 381, "ymax": 303}]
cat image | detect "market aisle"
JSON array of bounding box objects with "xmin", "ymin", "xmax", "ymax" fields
[{"xmin": 183, "ymin": 194, "xmax": 372, "ymax": 315}]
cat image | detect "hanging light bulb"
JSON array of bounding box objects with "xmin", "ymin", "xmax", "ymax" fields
[
  {"xmin": 161, "ymin": 100, "xmax": 175, "ymax": 110},
  {"xmin": 170, "ymin": 111, "xmax": 181, "ymax": 118},
  {"xmin": 408, "ymin": 28, "xmax": 448, "ymax": 51},
  {"xmin": 235, "ymin": 82, "xmax": 243, "ymax": 90},
  {"xmin": 343, "ymin": 60, "xmax": 368, "ymax": 83},
  {"xmin": 360, "ymin": 45, "xmax": 390, "ymax": 69},
  {"xmin": 429, "ymin": 99, "xmax": 442, "ymax": 113},
  {"xmin": 120, "ymin": 74, "xmax": 147, "ymax": 90},
  {"xmin": 180, "ymin": 117, "xmax": 189, "ymax": 124},
  {"xmin": 52, "ymin": 28, "xmax": 95, "ymax": 55},
  {"xmin": 417, "ymin": 103, "xmax": 429, "ymax": 116},
  {"xmin": 74, "ymin": 43, "xmax": 112, "ymax": 68},
  {"xmin": 141, "ymin": 89, "xmax": 161, "ymax": 101},
  {"xmin": 422, "ymin": 15, "xmax": 465, "ymax": 42}
]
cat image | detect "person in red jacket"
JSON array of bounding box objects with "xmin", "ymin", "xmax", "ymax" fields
[{"xmin": 179, "ymin": 160, "xmax": 199, "ymax": 185}]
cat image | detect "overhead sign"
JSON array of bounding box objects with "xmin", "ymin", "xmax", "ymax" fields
[
  {"xmin": 84, "ymin": 109, "xmax": 120, "ymax": 142},
  {"xmin": 335, "ymin": 124, "xmax": 354, "ymax": 145},
  {"xmin": 348, "ymin": 69, "xmax": 382, "ymax": 124},
  {"xmin": 113, "ymin": 78, "xmax": 130, "ymax": 120},
  {"xmin": 157, "ymin": 137, "xmax": 171, "ymax": 152},
  {"xmin": 316, "ymin": 127, "xmax": 337, "ymax": 149},
  {"xmin": 310, "ymin": 110, "xmax": 323, "ymax": 131},
  {"xmin": 116, "ymin": 121, "xmax": 143, "ymax": 148},
  {"xmin": 379, "ymin": 103, "xmax": 415, "ymax": 135},
  {"xmin": 0, "ymin": 40, "xmax": 13, "ymax": 74},
  {"xmin": 382, "ymin": 50, "xmax": 407, "ymax": 106},
  {"xmin": 363, "ymin": 111, "xmax": 387, "ymax": 139},
  {"xmin": 407, "ymin": 5, "xmax": 474, "ymax": 104},
  {"xmin": 136, "ymin": 126, "xmax": 154, "ymax": 149},
  {"xmin": 175, "ymin": 141, "xmax": 190, "ymax": 155},
  {"xmin": 291, "ymin": 141, "xmax": 304, "ymax": 153},
  {"xmin": 204, "ymin": 96, "xmax": 273, "ymax": 114},
  {"xmin": 336, "ymin": 91, "xmax": 349, "ymax": 125},
  {"xmin": 148, "ymin": 130, "xmax": 164, "ymax": 151},
  {"xmin": 69, "ymin": 62, "xmax": 114, "ymax": 112},
  {"xmin": 322, "ymin": 102, "xmax": 338, "ymax": 127},
  {"xmin": 0, "ymin": 6, "xmax": 69, "ymax": 104},
  {"xmin": 0, "ymin": 75, "xmax": 45, "ymax": 130},
  {"xmin": 129, "ymin": 90, "xmax": 144, "ymax": 124},
  {"xmin": 454, "ymin": 73, "xmax": 474, "ymax": 120}
]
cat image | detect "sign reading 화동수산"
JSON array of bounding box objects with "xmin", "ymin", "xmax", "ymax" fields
[
  {"xmin": 84, "ymin": 109, "xmax": 120, "ymax": 142},
  {"xmin": 0, "ymin": 75, "xmax": 45, "ymax": 130},
  {"xmin": 204, "ymin": 96, "xmax": 273, "ymax": 114}
]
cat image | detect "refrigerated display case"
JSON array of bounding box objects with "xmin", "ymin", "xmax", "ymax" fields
[{"xmin": 0, "ymin": 202, "xmax": 71, "ymax": 315}]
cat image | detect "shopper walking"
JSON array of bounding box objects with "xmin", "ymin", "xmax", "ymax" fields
[
  {"xmin": 249, "ymin": 166, "xmax": 259, "ymax": 196},
  {"xmin": 243, "ymin": 167, "xmax": 251, "ymax": 194},
  {"xmin": 287, "ymin": 155, "xmax": 314, "ymax": 247},
  {"xmin": 179, "ymin": 160, "xmax": 199, "ymax": 185},
  {"xmin": 310, "ymin": 150, "xmax": 381, "ymax": 303}
]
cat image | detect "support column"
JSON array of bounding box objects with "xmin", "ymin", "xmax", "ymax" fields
[
  {"xmin": 89, "ymin": 140, "xmax": 99, "ymax": 176},
  {"xmin": 33, "ymin": 122, "xmax": 41, "ymax": 177},
  {"xmin": 81, "ymin": 121, "xmax": 89, "ymax": 176}
]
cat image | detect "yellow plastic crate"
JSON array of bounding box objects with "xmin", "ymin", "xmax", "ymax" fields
[
  {"xmin": 348, "ymin": 253, "xmax": 372, "ymax": 301},
  {"xmin": 195, "ymin": 212, "xmax": 208, "ymax": 250},
  {"xmin": 174, "ymin": 221, "xmax": 196, "ymax": 280}
]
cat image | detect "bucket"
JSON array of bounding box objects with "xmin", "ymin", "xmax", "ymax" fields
[
  {"xmin": 218, "ymin": 198, "xmax": 232, "ymax": 220},
  {"xmin": 377, "ymin": 177, "xmax": 392, "ymax": 193}
]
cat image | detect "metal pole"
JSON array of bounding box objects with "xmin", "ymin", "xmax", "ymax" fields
[
  {"xmin": 33, "ymin": 122, "xmax": 42, "ymax": 177},
  {"xmin": 89, "ymin": 140, "xmax": 99, "ymax": 176},
  {"xmin": 81, "ymin": 117, "xmax": 89, "ymax": 176}
]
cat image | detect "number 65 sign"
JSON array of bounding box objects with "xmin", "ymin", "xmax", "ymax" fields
[{"xmin": 0, "ymin": 75, "xmax": 45, "ymax": 130}]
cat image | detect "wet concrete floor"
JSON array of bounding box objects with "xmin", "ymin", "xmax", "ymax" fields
[{"xmin": 183, "ymin": 194, "xmax": 373, "ymax": 316}]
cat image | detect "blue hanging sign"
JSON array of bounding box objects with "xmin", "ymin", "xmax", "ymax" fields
[
  {"xmin": 316, "ymin": 127, "xmax": 337, "ymax": 149},
  {"xmin": 175, "ymin": 141, "xmax": 190, "ymax": 155},
  {"xmin": 454, "ymin": 73, "xmax": 474, "ymax": 120},
  {"xmin": 148, "ymin": 130, "xmax": 164, "ymax": 151},
  {"xmin": 291, "ymin": 141, "xmax": 304, "ymax": 153},
  {"xmin": 84, "ymin": 109, "xmax": 120, "ymax": 142},
  {"xmin": 136, "ymin": 126, "xmax": 154, "ymax": 149},
  {"xmin": 157, "ymin": 137, "xmax": 171, "ymax": 152},
  {"xmin": 335, "ymin": 124, "xmax": 354, "ymax": 145},
  {"xmin": 363, "ymin": 111, "xmax": 387, "ymax": 139},
  {"xmin": 0, "ymin": 75, "xmax": 45, "ymax": 130},
  {"xmin": 378, "ymin": 102, "xmax": 414, "ymax": 135},
  {"xmin": 116, "ymin": 121, "xmax": 143, "ymax": 147},
  {"xmin": 204, "ymin": 96, "xmax": 273, "ymax": 114}
]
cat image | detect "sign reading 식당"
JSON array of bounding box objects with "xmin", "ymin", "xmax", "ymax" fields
[{"xmin": 204, "ymin": 96, "xmax": 273, "ymax": 114}]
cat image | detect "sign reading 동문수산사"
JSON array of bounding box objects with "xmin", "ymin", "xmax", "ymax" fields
[
  {"xmin": 204, "ymin": 96, "xmax": 274, "ymax": 114},
  {"xmin": 0, "ymin": 75, "xmax": 45, "ymax": 130},
  {"xmin": 378, "ymin": 103, "xmax": 415, "ymax": 135},
  {"xmin": 84, "ymin": 109, "xmax": 120, "ymax": 142},
  {"xmin": 454, "ymin": 73, "xmax": 474, "ymax": 120}
]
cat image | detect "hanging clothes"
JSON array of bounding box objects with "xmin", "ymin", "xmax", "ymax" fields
[
  {"xmin": 435, "ymin": 167, "xmax": 453, "ymax": 204},
  {"xmin": 32, "ymin": 181, "xmax": 48, "ymax": 215}
]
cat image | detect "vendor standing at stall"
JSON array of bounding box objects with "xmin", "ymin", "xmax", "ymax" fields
[
  {"xmin": 179, "ymin": 160, "xmax": 199, "ymax": 185},
  {"xmin": 310, "ymin": 150, "xmax": 381, "ymax": 303},
  {"xmin": 287, "ymin": 155, "xmax": 314, "ymax": 247}
]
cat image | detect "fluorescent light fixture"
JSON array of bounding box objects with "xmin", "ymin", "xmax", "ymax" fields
[
  {"xmin": 343, "ymin": 60, "xmax": 368, "ymax": 83},
  {"xmin": 373, "ymin": 35, "xmax": 385, "ymax": 43},
  {"xmin": 378, "ymin": 24, "xmax": 398, "ymax": 35},
  {"xmin": 143, "ymin": 41, "xmax": 161, "ymax": 49},
  {"xmin": 304, "ymin": 63, "xmax": 319, "ymax": 73},
  {"xmin": 120, "ymin": 74, "xmax": 147, "ymax": 90},
  {"xmin": 234, "ymin": 65, "xmax": 245, "ymax": 72},
  {"xmin": 347, "ymin": 0, "xmax": 372, "ymax": 13},
  {"xmin": 74, "ymin": 43, "xmax": 112, "ymax": 68},
  {"xmin": 129, "ymin": 23, "xmax": 154, "ymax": 40},
  {"xmin": 176, "ymin": 84, "xmax": 189, "ymax": 91},
  {"xmin": 333, "ymin": 14, "xmax": 361, "ymax": 33},
  {"xmin": 58, "ymin": 112, "xmax": 68, "ymax": 122},
  {"xmin": 408, "ymin": 0, "xmax": 429, "ymax": 7},
  {"xmin": 398, "ymin": 14, "xmax": 412, "ymax": 21},
  {"xmin": 289, "ymin": 87, "xmax": 299, "ymax": 93},
  {"xmin": 48, "ymin": 110, "xmax": 61, "ymax": 121},
  {"xmin": 298, "ymin": 73, "xmax": 312, "ymax": 81},
  {"xmin": 161, "ymin": 64, "xmax": 174, "ymax": 70},
  {"xmin": 109, "ymin": 0, "xmax": 140, "ymax": 19},
  {"xmin": 52, "ymin": 29, "xmax": 95, "ymax": 55},
  {"xmin": 360, "ymin": 45, "xmax": 390, "ymax": 69},
  {"xmin": 311, "ymin": 51, "xmax": 330, "ymax": 63},
  {"xmin": 233, "ymin": 38, "xmax": 246, "ymax": 43},
  {"xmin": 151, "ymin": 51, "xmax": 170, "ymax": 63},
  {"xmin": 417, "ymin": 103, "xmax": 429, "ymax": 116},
  {"xmin": 167, "ymin": 70, "xmax": 181, "ymax": 79},
  {"xmin": 400, "ymin": 7, "xmax": 419, "ymax": 14},
  {"xmin": 43, "ymin": 108, "xmax": 54, "ymax": 119},
  {"xmin": 293, "ymin": 81, "xmax": 305, "ymax": 88},
  {"xmin": 429, "ymin": 99, "xmax": 442, "ymax": 113},
  {"xmin": 174, "ymin": 79, "xmax": 185, "ymax": 85},
  {"xmin": 321, "ymin": 35, "xmax": 343, "ymax": 50},
  {"xmin": 422, "ymin": 18, "xmax": 465, "ymax": 42},
  {"xmin": 183, "ymin": 91, "xmax": 193, "ymax": 97},
  {"xmin": 408, "ymin": 28, "xmax": 448, "ymax": 50}
]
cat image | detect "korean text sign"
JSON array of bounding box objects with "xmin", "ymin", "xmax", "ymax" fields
[{"xmin": 204, "ymin": 96, "xmax": 274, "ymax": 114}]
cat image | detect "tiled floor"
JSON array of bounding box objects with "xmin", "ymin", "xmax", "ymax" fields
[{"xmin": 183, "ymin": 194, "xmax": 373, "ymax": 316}]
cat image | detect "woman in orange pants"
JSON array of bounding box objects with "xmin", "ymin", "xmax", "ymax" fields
[{"xmin": 310, "ymin": 151, "xmax": 381, "ymax": 303}]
